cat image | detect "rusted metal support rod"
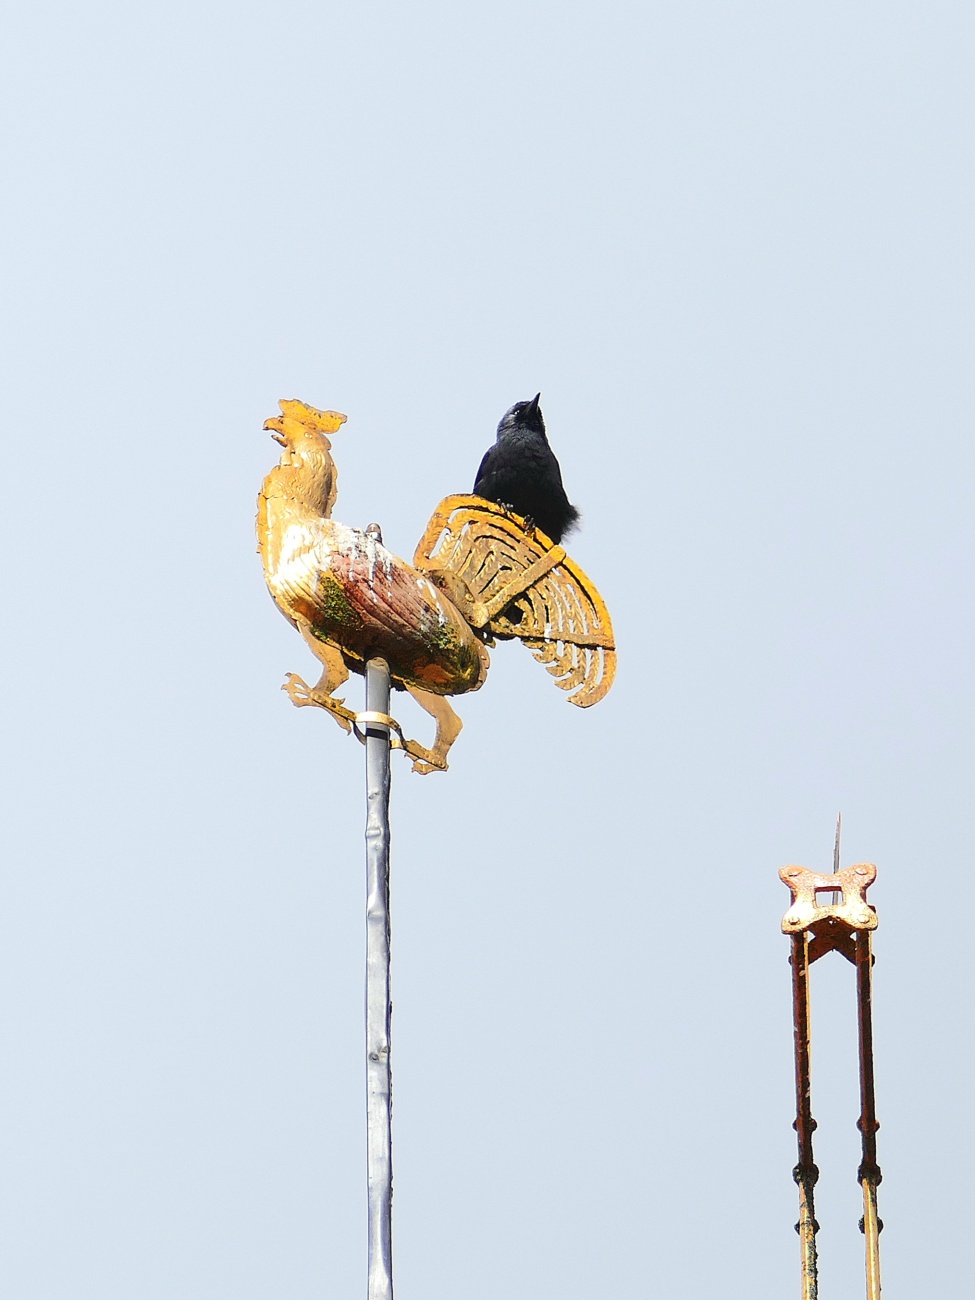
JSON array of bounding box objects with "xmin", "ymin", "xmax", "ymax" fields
[
  {"xmin": 365, "ymin": 655, "xmax": 394, "ymax": 1300},
  {"xmin": 855, "ymin": 932, "xmax": 882, "ymax": 1300},
  {"xmin": 790, "ymin": 931, "xmax": 819, "ymax": 1300}
]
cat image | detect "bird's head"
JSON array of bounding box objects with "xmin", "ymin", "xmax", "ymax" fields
[
  {"xmin": 262, "ymin": 400, "xmax": 347, "ymax": 518},
  {"xmin": 497, "ymin": 393, "xmax": 545, "ymax": 437},
  {"xmin": 265, "ymin": 399, "xmax": 346, "ymax": 454}
]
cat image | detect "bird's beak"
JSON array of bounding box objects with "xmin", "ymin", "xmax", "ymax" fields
[
  {"xmin": 526, "ymin": 392, "xmax": 541, "ymax": 416},
  {"xmin": 264, "ymin": 416, "xmax": 288, "ymax": 446}
]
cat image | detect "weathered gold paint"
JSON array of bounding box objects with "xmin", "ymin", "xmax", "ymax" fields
[
  {"xmin": 257, "ymin": 399, "xmax": 616, "ymax": 771},
  {"xmin": 414, "ymin": 494, "xmax": 616, "ymax": 708}
]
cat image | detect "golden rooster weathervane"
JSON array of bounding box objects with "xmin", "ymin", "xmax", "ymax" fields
[
  {"xmin": 257, "ymin": 398, "xmax": 616, "ymax": 771},
  {"xmin": 257, "ymin": 396, "xmax": 615, "ymax": 1300}
]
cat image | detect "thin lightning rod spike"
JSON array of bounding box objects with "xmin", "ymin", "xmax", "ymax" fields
[
  {"xmin": 365, "ymin": 652, "xmax": 394, "ymax": 1300},
  {"xmin": 831, "ymin": 812, "xmax": 842, "ymax": 905}
]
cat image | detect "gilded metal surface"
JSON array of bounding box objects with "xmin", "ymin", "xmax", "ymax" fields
[
  {"xmin": 258, "ymin": 404, "xmax": 486, "ymax": 696},
  {"xmin": 257, "ymin": 400, "xmax": 487, "ymax": 772},
  {"xmin": 781, "ymin": 859, "xmax": 883, "ymax": 1300},
  {"xmin": 259, "ymin": 400, "xmax": 616, "ymax": 771},
  {"xmin": 413, "ymin": 494, "xmax": 616, "ymax": 707}
]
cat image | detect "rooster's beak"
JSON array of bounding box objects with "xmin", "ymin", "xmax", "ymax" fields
[{"xmin": 264, "ymin": 416, "xmax": 288, "ymax": 447}]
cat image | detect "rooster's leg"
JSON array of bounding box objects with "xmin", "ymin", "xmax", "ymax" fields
[
  {"xmin": 282, "ymin": 626, "xmax": 353, "ymax": 732},
  {"xmin": 402, "ymin": 685, "xmax": 464, "ymax": 774}
]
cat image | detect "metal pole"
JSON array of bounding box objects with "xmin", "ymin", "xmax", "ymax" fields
[
  {"xmin": 790, "ymin": 931, "xmax": 819, "ymax": 1300},
  {"xmin": 364, "ymin": 655, "xmax": 393, "ymax": 1300},
  {"xmin": 855, "ymin": 931, "xmax": 882, "ymax": 1300}
]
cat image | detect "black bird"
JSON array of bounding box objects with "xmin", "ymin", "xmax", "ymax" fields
[{"xmin": 472, "ymin": 394, "xmax": 580, "ymax": 544}]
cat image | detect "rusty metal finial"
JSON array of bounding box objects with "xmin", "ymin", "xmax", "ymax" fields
[{"xmin": 781, "ymin": 843, "xmax": 883, "ymax": 1300}]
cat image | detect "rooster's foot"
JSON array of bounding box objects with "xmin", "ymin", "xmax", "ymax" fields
[
  {"xmin": 282, "ymin": 673, "xmax": 354, "ymax": 733},
  {"xmin": 402, "ymin": 685, "xmax": 464, "ymax": 774}
]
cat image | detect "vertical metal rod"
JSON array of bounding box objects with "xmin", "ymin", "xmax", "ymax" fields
[
  {"xmin": 855, "ymin": 931, "xmax": 882, "ymax": 1300},
  {"xmin": 830, "ymin": 813, "xmax": 842, "ymax": 905},
  {"xmin": 791, "ymin": 932, "xmax": 819, "ymax": 1300},
  {"xmin": 365, "ymin": 656, "xmax": 393, "ymax": 1300}
]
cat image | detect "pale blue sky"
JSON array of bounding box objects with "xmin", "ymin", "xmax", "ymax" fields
[{"xmin": 2, "ymin": 1, "xmax": 972, "ymax": 1295}]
